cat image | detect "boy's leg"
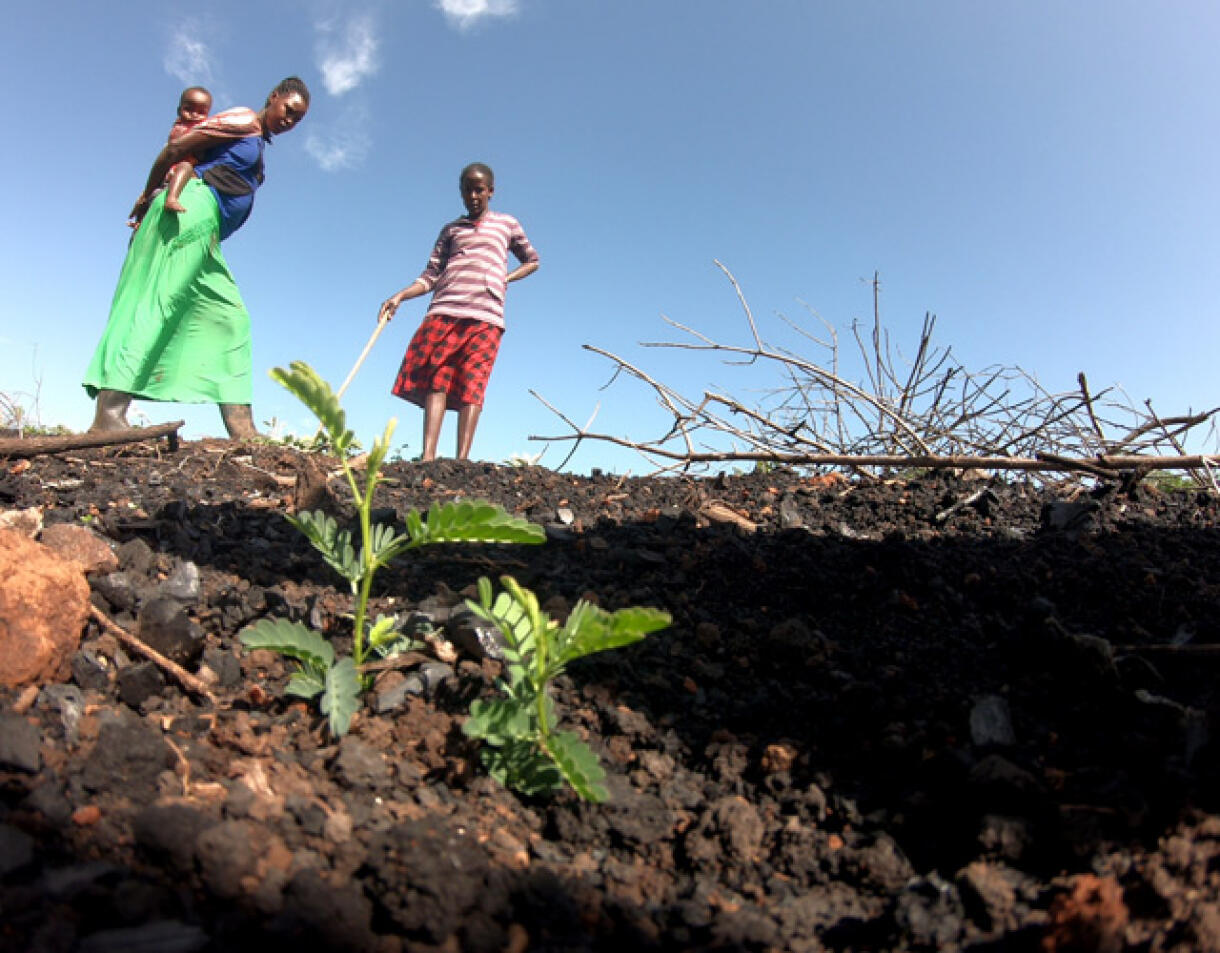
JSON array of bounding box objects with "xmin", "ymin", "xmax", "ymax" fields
[
  {"xmin": 164, "ymin": 162, "xmax": 193, "ymax": 212},
  {"xmin": 421, "ymin": 391, "xmax": 446, "ymax": 461},
  {"xmin": 456, "ymin": 403, "xmax": 482, "ymax": 460}
]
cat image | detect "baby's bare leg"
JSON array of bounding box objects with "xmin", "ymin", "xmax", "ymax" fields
[{"xmin": 163, "ymin": 161, "xmax": 195, "ymax": 213}]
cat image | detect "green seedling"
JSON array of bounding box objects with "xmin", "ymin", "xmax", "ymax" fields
[
  {"xmin": 240, "ymin": 361, "xmax": 545, "ymax": 736},
  {"xmin": 463, "ymin": 575, "xmax": 671, "ymax": 802}
]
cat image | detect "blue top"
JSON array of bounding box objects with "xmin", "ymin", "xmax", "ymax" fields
[{"xmin": 194, "ymin": 135, "xmax": 266, "ymax": 241}]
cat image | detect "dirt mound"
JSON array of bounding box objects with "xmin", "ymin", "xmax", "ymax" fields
[{"xmin": 2, "ymin": 440, "xmax": 1220, "ymax": 951}]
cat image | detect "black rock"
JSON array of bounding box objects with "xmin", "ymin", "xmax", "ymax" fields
[
  {"xmin": 137, "ymin": 597, "xmax": 204, "ymax": 666},
  {"xmin": 158, "ymin": 561, "xmax": 201, "ymax": 603},
  {"xmin": 0, "ymin": 823, "xmax": 35, "ymax": 878},
  {"xmin": 132, "ymin": 803, "xmax": 216, "ymax": 873},
  {"xmin": 71, "ymin": 649, "xmax": 111, "ymax": 693},
  {"xmin": 80, "ymin": 711, "xmax": 172, "ymax": 800},
  {"xmin": 117, "ymin": 661, "xmax": 166, "ymax": 709},
  {"xmin": 0, "ymin": 712, "xmax": 41, "ymax": 773},
  {"xmin": 332, "ymin": 736, "xmax": 391, "ymax": 790},
  {"xmin": 91, "ymin": 571, "xmax": 142, "ymax": 613},
  {"xmin": 116, "ymin": 537, "xmax": 156, "ymax": 575},
  {"xmin": 201, "ymin": 647, "xmax": 242, "ymax": 689}
]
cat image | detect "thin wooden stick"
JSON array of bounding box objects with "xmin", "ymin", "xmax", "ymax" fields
[
  {"xmin": 336, "ymin": 318, "xmax": 390, "ymax": 399},
  {"xmin": 0, "ymin": 421, "xmax": 184, "ymax": 459},
  {"xmin": 88, "ymin": 605, "xmax": 218, "ymax": 704},
  {"xmin": 312, "ymin": 318, "xmax": 390, "ymax": 442}
]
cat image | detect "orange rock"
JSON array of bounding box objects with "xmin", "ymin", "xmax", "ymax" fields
[
  {"xmin": 761, "ymin": 742, "xmax": 798, "ymax": 775},
  {"xmin": 38, "ymin": 523, "xmax": 119, "ymax": 574},
  {"xmin": 72, "ymin": 805, "xmax": 102, "ymax": 826},
  {"xmin": 504, "ymin": 924, "xmax": 530, "ymax": 953},
  {"xmin": 809, "ymin": 472, "xmax": 848, "ymax": 489},
  {"xmin": 0, "ymin": 529, "xmax": 90, "ymax": 689},
  {"xmin": 1042, "ymin": 874, "xmax": 1128, "ymax": 953}
]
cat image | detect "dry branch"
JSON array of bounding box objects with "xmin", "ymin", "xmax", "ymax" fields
[
  {"xmin": 88, "ymin": 604, "xmax": 217, "ymax": 704},
  {"xmin": 0, "ymin": 421, "xmax": 184, "ymax": 458},
  {"xmin": 532, "ymin": 264, "xmax": 1220, "ymax": 482}
]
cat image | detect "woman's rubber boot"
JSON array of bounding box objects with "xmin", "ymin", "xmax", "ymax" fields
[
  {"xmin": 88, "ymin": 390, "xmax": 132, "ymax": 433},
  {"xmin": 220, "ymin": 403, "xmax": 259, "ymax": 440}
]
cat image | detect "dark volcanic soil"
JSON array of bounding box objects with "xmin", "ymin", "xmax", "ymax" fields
[{"xmin": 3, "ymin": 439, "xmax": 1220, "ymax": 952}]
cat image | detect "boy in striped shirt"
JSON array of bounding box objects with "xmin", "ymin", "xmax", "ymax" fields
[{"xmin": 379, "ymin": 162, "xmax": 540, "ymax": 461}]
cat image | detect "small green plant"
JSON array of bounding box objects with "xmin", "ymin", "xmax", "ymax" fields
[
  {"xmin": 240, "ymin": 362, "xmax": 545, "ymax": 736},
  {"xmin": 259, "ymin": 415, "xmax": 329, "ymax": 453},
  {"xmin": 0, "ymin": 390, "xmax": 68, "ymax": 438},
  {"xmin": 462, "ymin": 575, "xmax": 671, "ymax": 802},
  {"xmin": 505, "ymin": 450, "xmax": 544, "ymax": 467},
  {"xmin": 1143, "ymin": 470, "xmax": 1198, "ymax": 493}
]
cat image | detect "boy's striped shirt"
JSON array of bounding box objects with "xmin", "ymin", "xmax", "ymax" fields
[{"xmin": 417, "ymin": 211, "xmax": 538, "ymax": 329}]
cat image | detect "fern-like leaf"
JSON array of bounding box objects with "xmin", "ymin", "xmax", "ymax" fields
[
  {"xmin": 465, "ymin": 582, "xmax": 538, "ymax": 663},
  {"xmin": 287, "ymin": 510, "xmax": 359, "ymax": 583},
  {"xmin": 556, "ymin": 602, "xmax": 671, "ymax": 669},
  {"xmin": 548, "ymin": 730, "xmax": 609, "ymax": 802},
  {"xmin": 270, "ymin": 362, "xmax": 355, "ymax": 455},
  {"xmin": 367, "ymin": 521, "xmax": 410, "ymax": 569},
  {"xmin": 285, "ymin": 669, "xmax": 326, "ymax": 700},
  {"xmin": 365, "ymin": 613, "xmax": 401, "ymax": 650},
  {"xmin": 480, "ymin": 741, "xmax": 563, "ymax": 797},
  {"xmin": 240, "ymin": 618, "xmax": 335, "ymax": 670},
  {"xmin": 321, "ymin": 657, "xmax": 361, "ymax": 736},
  {"xmin": 406, "ymin": 500, "xmax": 545, "ymax": 546},
  {"xmin": 464, "ymin": 697, "xmax": 535, "ymax": 746},
  {"xmin": 365, "ymin": 420, "xmax": 396, "ymax": 484}
]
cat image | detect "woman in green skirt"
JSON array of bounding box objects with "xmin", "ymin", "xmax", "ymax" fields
[{"xmin": 84, "ymin": 76, "xmax": 310, "ymax": 438}]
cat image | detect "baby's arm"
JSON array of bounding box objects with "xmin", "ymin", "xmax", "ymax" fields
[{"xmin": 129, "ymin": 128, "xmax": 217, "ymax": 225}]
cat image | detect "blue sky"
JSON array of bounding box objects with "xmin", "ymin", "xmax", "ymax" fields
[{"xmin": 3, "ymin": 1, "xmax": 1219, "ymax": 472}]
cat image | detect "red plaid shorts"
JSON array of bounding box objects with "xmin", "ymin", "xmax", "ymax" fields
[{"xmin": 392, "ymin": 315, "xmax": 503, "ymax": 410}]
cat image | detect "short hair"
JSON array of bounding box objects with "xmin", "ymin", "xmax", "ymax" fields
[
  {"xmin": 180, "ymin": 86, "xmax": 212, "ymax": 103},
  {"xmin": 269, "ymin": 76, "xmax": 311, "ymax": 106},
  {"xmin": 460, "ymin": 162, "xmax": 495, "ymax": 186}
]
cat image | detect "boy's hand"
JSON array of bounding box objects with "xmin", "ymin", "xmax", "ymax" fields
[
  {"xmin": 379, "ymin": 293, "xmax": 404, "ymax": 322},
  {"xmin": 379, "ymin": 281, "xmax": 425, "ymax": 321}
]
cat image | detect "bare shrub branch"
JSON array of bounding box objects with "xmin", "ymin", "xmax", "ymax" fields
[{"xmin": 531, "ymin": 264, "xmax": 1220, "ymax": 483}]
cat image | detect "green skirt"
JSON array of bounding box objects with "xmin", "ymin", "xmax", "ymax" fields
[{"xmin": 83, "ymin": 178, "xmax": 252, "ymax": 404}]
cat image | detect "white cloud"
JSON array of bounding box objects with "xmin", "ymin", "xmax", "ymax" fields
[
  {"xmin": 315, "ymin": 14, "xmax": 379, "ymax": 96},
  {"xmin": 163, "ymin": 26, "xmax": 215, "ymax": 86},
  {"xmin": 435, "ymin": 0, "xmax": 519, "ymax": 31},
  {"xmin": 304, "ymin": 105, "xmax": 372, "ymax": 172}
]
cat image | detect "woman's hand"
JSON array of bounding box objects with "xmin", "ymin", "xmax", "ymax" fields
[{"xmin": 128, "ymin": 193, "xmax": 152, "ymax": 229}]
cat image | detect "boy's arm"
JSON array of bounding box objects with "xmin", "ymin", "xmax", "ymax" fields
[
  {"xmin": 378, "ymin": 279, "xmax": 428, "ymax": 322},
  {"xmin": 507, "ymin": 260, "xmax": 539, "ymax": 284},
  {"xmin": 507, "ymin": 221, "xmax": 539, "ymax": 284},
  {"xmin": 378, "ymin": 227, "xmax": 451, "ymax": 322}
]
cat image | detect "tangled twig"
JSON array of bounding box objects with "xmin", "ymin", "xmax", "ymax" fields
[{"xmin": 531, "ymin": 264, "xmax": 1220, "ymax": 484}]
